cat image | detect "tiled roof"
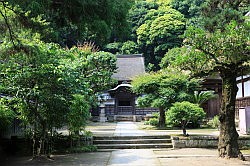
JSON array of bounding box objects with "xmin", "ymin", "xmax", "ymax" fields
[{"xmin": 112, "ymin": 54, "xmax": 145, "ymax": 81}]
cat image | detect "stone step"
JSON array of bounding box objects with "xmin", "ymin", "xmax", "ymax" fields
[
  {"xmin": 94, "ymin": 139, "xmax": 172, "ymax": 144},
  {"xmin": 93, "ymin": 135, "xmax": 171, "ymax": 140},
  {"xmin": 95, "ymin": 143, "xmax": 173, "ymax": 149},
  {"xmin": 114, "ymin": 115, "xmax": 134, "ymax": 121}
]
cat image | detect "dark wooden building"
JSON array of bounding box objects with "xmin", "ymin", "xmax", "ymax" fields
[
  {"xmin": 94, "ymin": 54, "xmax": 158, "ymax": 120},
  {"xmin": 200, "ymin": 76, "xmax": 222, "ymax": 118}
]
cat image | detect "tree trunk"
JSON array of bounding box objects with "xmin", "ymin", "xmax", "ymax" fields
[
  {"xmin": 218, "ymin": 68, "xmax": 244, "ymax": 160},
  {"xmin": 182, "ymin": 121, "xmax": 187, "ymax": 136},
  {"xmin": 158, "ymin": 107, "xmax": 165, "ymax": 128}
]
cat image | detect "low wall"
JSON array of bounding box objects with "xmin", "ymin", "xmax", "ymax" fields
[{"xmin": 172, "ymin": 135, "xmax": 250, "ymax": 149}]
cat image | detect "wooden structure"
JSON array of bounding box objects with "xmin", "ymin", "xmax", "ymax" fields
[
  {"xmin": 200, "ymin": 77, "xmax": 222, "ymax": 118},
  {"xmin": 200, "ymin": 74, "xmax": 250, "ymax": 119},
  {"xmin": 108, "ymin": 84, "xmax": 136, "ymax": 115},
  {"xmin": 94, "ymin": 54, "xmax": 158, "ymax": 119}
]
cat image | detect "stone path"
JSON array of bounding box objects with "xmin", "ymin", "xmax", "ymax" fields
[
  {"xmin": 114, "ymin": 122, "xmax": 147, "ymax": 136},
  {"xmin": 108, "ymin": 149, "xmax": 161, "ymax": 166},
  {"xmin": 2, "ymin": 122, "xmax": 250, "ymax": 166}
]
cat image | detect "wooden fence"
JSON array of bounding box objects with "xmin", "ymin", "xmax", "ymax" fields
[{"xmin": 102, "ymin": 106, "xmax": 159, "ymax": 116}]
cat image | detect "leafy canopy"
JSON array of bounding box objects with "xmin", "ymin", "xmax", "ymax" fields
[
  {"xmin": 132, "ymin": 70, "xmax": 200, "ymax": 109},
  {"xmin": 166, "ymin": 101, "xmax": 205, "ymax": 135}
]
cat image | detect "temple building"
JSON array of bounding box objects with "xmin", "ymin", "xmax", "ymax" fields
[
  {"xmin": 93, "ymin": 52, "xmax": 250, "ymax": 122},
  {"xmin": 93, "ymin": 54, "xmax": 158, "ymax": 121}
]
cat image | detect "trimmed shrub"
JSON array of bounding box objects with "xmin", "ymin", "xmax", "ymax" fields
[{"xmin": 166, "ymin": 101, "xmax": 205, "ymax": 136}]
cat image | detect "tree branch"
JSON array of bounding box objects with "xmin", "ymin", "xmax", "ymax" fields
[
  {"xmin": 198, "ymin": 47, "xmax": 221, "ymax": 65},
  {"xmin": 0, "ymin": 1, "xmax": 17, "ymax": 48}
]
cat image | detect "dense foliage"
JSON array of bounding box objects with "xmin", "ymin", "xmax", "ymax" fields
[
  {"xmin": 166, "ymin": 101, "xmax": 205, "ymax": 136},
  {"xmin": 4, "ymin": 0, "xmax": 134, "ymax": 47},
  {"xmin": 162, "ymin": 0, "xmax": 250, "ymax": 159},
  {"xmin": 132, "ymin": 70, "xmax": 200, "ymax": 127},
  {"xmin": 0, "ymin": 2, "xmax": 116, "ymax": 157},
  {"xmin": 127, "ymin": 0, "xmax": 185, "ymax": 69}
]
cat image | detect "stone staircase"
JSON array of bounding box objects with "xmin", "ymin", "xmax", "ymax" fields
[
  {"xmin": 93, "ymin": 135, "xmax": 172, "ymax": 150},
  {"xmin": 114, "ymin": 115, "xmax": 134, "ymax": 121}
]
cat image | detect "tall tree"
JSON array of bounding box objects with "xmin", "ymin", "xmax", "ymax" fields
[
  {"xmin": 127, "ymin": 1, "xmax": 185, "ymax": 69},
  {"xmin": 0, "ymin": 2, "xmax": 117, "ymax": 157},
  {"xmin": 162, "ymin": 0, "xmax": 250, "ymax": 159},
  {"xmin": 5, "ymin": 0, "xmax": 134, "ymax": 47},
  {"xmin": 132, "ymin": 70, "xmax": 199, "ymax": 128}
]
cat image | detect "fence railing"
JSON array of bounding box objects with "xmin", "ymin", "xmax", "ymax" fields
[
  {"xmin": 102, "ymin": 106, "xmax": 159, "ymax": 116},
  {"xmin": 135, "ymin": 107, "xmax": 159, "ymax": 115},
  {"xmin": 117, "ymin": 106, "xmax": 133, "ymax": 115}
]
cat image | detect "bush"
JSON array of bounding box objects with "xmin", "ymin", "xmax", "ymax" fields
[
  {"xmin": 0, "ymin": 98, "xmax": 16, "ymax": 132},
  {"xmin": 121, "ymin": 41, "xmax": 139, "ymax": 54},
  {"xmin": 67, "ymin": 145, "xmax": 97, "ymax": 153},
  {"xmin": 152, "ymin": 112, "xmax": 159, "ymax": 118},
  {"xmin": 148, "ymin": 118, "xmax": 158, "ymax": 126},
  {"xmin": 166, "ymin": 101, "xmax": 205, "ymax": 136},
  {"xmin": 207, "ymin": 115, "xmax": 220, "ymax": 129}
]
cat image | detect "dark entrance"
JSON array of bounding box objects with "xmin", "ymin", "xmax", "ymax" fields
[{"xmin": 109, "ymin": 84, "xmax": 135, "ymax": 115}]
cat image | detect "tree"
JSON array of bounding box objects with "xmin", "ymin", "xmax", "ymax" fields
[
  {"xmin": 166, "ymin": 101, "xmax": 205, "ymax": 136},
  {"xmin": 0, "ymin": 3, "xmax": 117, "ymax": 157},
  {"xmin": 132, "ymin": 70, "xmax": 200, "ymax": 128},
  {"xmin": 0, "ymin": 98, "xmax": 16, "ymax": 135},
  {"xmin": 171, "ymin": 0, "xmax": 203, "ymax": 19},
  {"xmin": 162, "ymin": 1, "xmax": 250, "ymax": 159},
  {"xmin": 136, "ymin": 6, "xmax": 185, "ymax": 69},
  {"xmin": 121, "ymin": 41, "xmax": 139, "ymax": 54},
  {"xmin": 5, "ymin": 0, "xmax": 134, "ymax": 47},
  {"xmin": 0, "ymin": 40, "xmax": 116, "ymax": 157},
  {"xmin": 127, "ymin": 0, "xmax": 159, "ymax": 41},
  {"xmin": 126, "ymin": 0, "xmax": 185, "ymax": 69}
]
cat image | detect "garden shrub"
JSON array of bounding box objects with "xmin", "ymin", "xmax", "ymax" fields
[
  {"xmin": 208, "ymin": 115, "xmax": 220, "ymax": 129},
  {"xmin": 148, "ymin": 118, "xmax": 158, "ymax": 126},
  {"xmin": 166, "ymin": 101, "xmax": 205, "ymax": 136}
]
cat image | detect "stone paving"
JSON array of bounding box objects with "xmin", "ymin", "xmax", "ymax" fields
[
  {"xmin": 114, "ymin": 122, "xmax": 147, "ymax": 136},
  {"xmin": 2, "ymin": 121, "xmax": 250, "ymax": 166}
]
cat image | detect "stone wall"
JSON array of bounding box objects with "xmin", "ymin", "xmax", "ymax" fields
[{"xmin": 172, "ymin": 135, "xmax": 250, "ymax": 149}]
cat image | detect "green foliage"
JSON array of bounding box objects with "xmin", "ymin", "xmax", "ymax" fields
[
  {"xmin": 136, "ymin": 6, "xmax": 185, "ymax": 67},
  {"xmin": 207, "ymin": 115, "xmax": 220, "ymax": 129},
  {"xmin": 152, "ymin": 112, "xmax": 159, "ymax": 118},
  {"xmin": 4, "ymin": 0, "xmax": 134, "ymax": 46},
  {"xmin": 171, "ymin": 0, "xmax": 203, "ymax": 19},
  {"xmin": 162, "ymin": 20, "xmax": 250, "ymax": 77},
  {"xmin": 128, "ymin": 0, "xmax": 159, "ymax": 40},
  {"xmin": 0, "ymin": 22, "xmax": 116, "ymax": 156},
  {"xmin": 66, "ymin": 145, "xmax": 97, "ymax": 153},
  {"xmin": 161, "ymin": 47, "xmax": 211, "ymax": 77},
  {"xmin": 166, "ymin": 101, "xmax": 205, "ymax": 135},
  {"xmin": 200, "ymin": 0, "xmax": 247, "ymax": 32},
  {"xmin": 192, "ymin": 91, "xmax": 218, "ymax": 106},
  {"xmin": 121, "ymin": 41, "xmax": 139, "ymax": 54},
  {"xmin": 132, "ymin": 69, "xmax": 200, "ymax": 127},
  {"xmin": 68, "ymin": 94, "xmax": 91, "ymax": 134},
  {"xmin": 0, "ymin": 98, "xmax": 16, "ymax": 131},
  {"xmin": 104, "ymin": 42, "xmax": 123, "ymax": 54},
  {"xmin": 126, "ymin": 0, "xmax": 186, "ymax": 68},
  {"xmin": 133, "ymin": 70, "xmax": 200, "ymax": 108},
  {"xmin": 148, "ymin": 118, "xmax": 159, "ymax": 126}
]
